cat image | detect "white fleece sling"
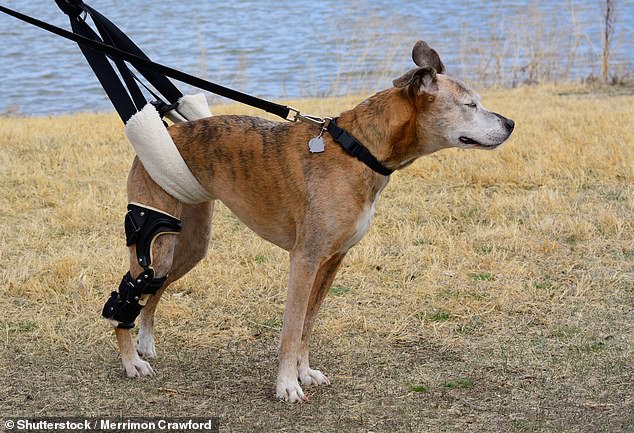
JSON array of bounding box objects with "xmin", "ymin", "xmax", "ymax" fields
[{"xmin": 124, "ymin": 93, "xmax": 214, "ymax": 204}]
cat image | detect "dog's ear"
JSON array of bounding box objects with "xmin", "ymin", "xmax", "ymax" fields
[
  {"xmin": 392, "ymin": 66, "xmax": 438, "ymax": 95},
  {"xmin": 411, "ymin": 40, "xmax": 445, "ymax": 74}
]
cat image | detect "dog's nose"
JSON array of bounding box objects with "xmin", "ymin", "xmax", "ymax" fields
[{"xmin": 494, "ymin": 112, "xmax": 515, "ymax": 133}]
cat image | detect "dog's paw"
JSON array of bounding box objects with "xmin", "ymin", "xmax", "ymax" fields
[
  {"xmin": 136, "ymin": 333, "xmax": 157, "ymax": 359},
  {"xmin": 299, "ymin": 368, "xmax": 330, "ymax": 386},
  {"xmin": 276, "ymin": 378, "xmax": 307, "ymax": 403},
  {"xmin": 123, "ymin": 357, "xmax": 155, "ymax": 378}
]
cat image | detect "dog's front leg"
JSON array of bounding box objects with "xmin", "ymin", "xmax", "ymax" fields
[
  {"xmin": 276, "ymin": 253, "xmax": 319, "ymax": 402},
  {"xmin": 298, "ymin": 253, "xmax": 346, "ymax": 387}
]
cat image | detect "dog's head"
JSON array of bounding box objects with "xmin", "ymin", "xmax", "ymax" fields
[{"xmin": 393, "ymin": 41, "xmax": 514, "ymax": 153}]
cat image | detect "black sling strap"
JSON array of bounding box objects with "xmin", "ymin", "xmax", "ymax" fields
[
  {"xmin": 81, "ymin": 4, "xmax": 183, "ymax": 103},
  {"xmin": 0, "ymin": 3, "xmax": 293, "ymax": 123},
  {"xmin": 53, "ymin": 0, "xmax": 183, "ymax": 122},
  {"xmin": 85, "ymin": 8, "xmax": 148, "ymax": 111}
]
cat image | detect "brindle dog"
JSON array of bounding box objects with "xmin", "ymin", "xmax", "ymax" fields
[{"xmin": 113, "ymin": 40, "xmax": 514, "ymax": 402}]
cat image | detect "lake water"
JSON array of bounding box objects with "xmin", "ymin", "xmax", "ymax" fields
[{"xmin": 0, "ymin": 0, "xmax": 632, "ymax": 116}]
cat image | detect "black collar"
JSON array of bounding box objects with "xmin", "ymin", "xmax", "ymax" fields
[{"xmin": 326, "ymin": 119, "xmax": 393, "ymax": 176}]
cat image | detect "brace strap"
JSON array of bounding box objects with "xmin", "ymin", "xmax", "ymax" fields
[
  {"xmin": 125, "ymin": 203, "xmax": 182, "ymax": 269},
  {"xmin": 101, "ymin": 269, "xmax": 167, "ymax": 328}
]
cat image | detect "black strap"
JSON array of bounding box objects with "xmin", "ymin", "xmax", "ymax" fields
[
  {"xmin": 0, "ymin": 4, "xmax": 293, "ymax": 122},
  {"xmin": 86, "ymin": 7, "xmax": 149, "ymax": 111},
  {"xmin": 69, "ymin": 16, "xmax": 140, "ymax": 121},
  {"xmin": 124, "ymin": 203, "xmax": 182, "ymax": 270},
  {"xmin": 82, "ymin": 4, "xmax": 183, "ymax": 103},
  {"xmin": 327, "ymin": 119, "xmax": 393, "ymax": 176},
  {"xmin": 102, "ymin": 269, "xmax": 168, "ymax": 328},
  {"xmin": 53, "ymin": 0, "xmax": 182, "ymax": 122},
  {"xmin": 54, "ymin": 0, "xmax": 83, "ymax": 18}
]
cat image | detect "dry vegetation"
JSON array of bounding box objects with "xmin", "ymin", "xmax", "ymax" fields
[{"xmin": 0, "ymin": 85, "xmax": 633, "ymax": 432}]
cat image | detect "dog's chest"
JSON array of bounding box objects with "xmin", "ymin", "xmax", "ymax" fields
[
  {"xmin": 339, "ymin": 180, "xmax": 387, "ymax": 252},
  {"xmin": 345, "ymin": 202, "xmax": 377, "ymax": 250}
]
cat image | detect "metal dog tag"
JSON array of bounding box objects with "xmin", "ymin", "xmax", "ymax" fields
[
  {"xmin": 308, "ymin": 136, "xmax": 325, "ymax": 153},
  {"xmin": 308, "ymin": 126, "xmax": 326, "ymax": 153}
]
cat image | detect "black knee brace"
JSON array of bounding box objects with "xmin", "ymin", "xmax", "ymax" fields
[{"xmin": 101, "ymin": 203, "xmax": 182, "ymax": 328}]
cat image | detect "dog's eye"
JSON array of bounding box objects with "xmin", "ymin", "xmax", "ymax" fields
[{"xmin": 465, "ymin": 102, "xmax": 477, "ymax": 108}]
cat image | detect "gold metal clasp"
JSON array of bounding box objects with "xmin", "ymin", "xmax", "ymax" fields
[
  {"xmin": 286, "ymin": 106, "xmax": 327, "ymax": 128},
  {"xmin": 286, "ymin": 107, "xmax": 301, "ymax": 122}
]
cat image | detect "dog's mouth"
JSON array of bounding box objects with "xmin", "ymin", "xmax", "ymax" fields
[
  {"xmin": 459, "ymin": 136, "xmax": 480, "ymax": 145},
  {"xmin": 459, "ymin": 136, "xmax": 501, "ymax": 149}
]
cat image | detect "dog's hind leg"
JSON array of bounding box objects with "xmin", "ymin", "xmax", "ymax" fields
[
  {"xmin": 136, "ymin": 201, "xmax": 214, "ymax": 359},
  {"xmin": 297, "ymin": 253, "xmax": 346, "ymax": 387},
  {"xmin": 113, "ymin": 157, "xmax": 183, "ymax": 377},
  {"xmin": 135, "ymin": 285, "xmax": 166, "ymax": 360}
]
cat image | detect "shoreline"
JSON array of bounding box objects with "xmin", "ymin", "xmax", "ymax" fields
[{"xmin": 2, "ymin": 82, "xmax": 633, "ymax": 120}]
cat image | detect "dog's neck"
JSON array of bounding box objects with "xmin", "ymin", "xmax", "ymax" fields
[{"xmin": 335, "ymin": 88, "xmax": 440, "ymax": 171}]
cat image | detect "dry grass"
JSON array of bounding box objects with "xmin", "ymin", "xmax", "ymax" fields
[{"xmin": 0, "ymin": 85, "xmax": 633, "ymax": 432}]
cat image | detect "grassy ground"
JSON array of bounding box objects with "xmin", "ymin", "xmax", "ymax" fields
[{"xmin": 0, "ymin": 85, "xmax": 633, "ymax": 432}]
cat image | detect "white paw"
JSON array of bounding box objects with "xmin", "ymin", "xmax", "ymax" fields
[
  {"xmin": 136, "ymin": 333, "xmax": 157, "ymax": 359},
  {"xmin": 299, "ymin": 367, "xmax": 330, "ymax": 386},
  {"xmin": 276, "ymin": 377, "xmax": 307, "ymax": 403},
  {"xmin": 123, "ymin": 357, "xmax": 155, "ymax": 378}
]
